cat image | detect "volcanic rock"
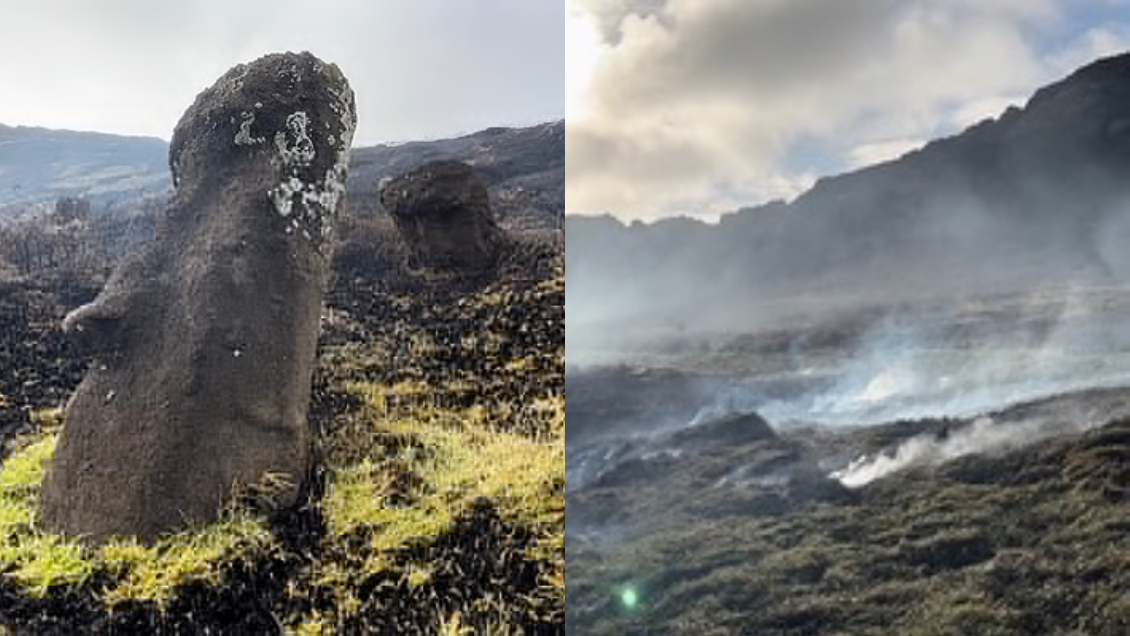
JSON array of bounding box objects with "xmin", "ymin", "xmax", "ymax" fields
[
  {"xmin": 39, "ymin": 51, "xmax": 357, "ymax": 543},
  {"xmin": 565, "ymin": 366, "xmax": 722, "ymax": 444},
  {"xmin": 668, "ymin": 411, "xmax": 777, "ymax": 454},
  {"xmin": 380, "ymin": 160, "xmax": 502, "ymax": 273}
]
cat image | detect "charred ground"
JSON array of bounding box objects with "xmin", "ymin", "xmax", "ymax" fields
[
  {"xmin": 565, "ymin": 292, "xmax": 1130, "ymax": 635},
  {"xmin": 0, "ymin": 228, "xmax": 563, "ymax": 634}
]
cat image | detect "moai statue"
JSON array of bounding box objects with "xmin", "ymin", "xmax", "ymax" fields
[
  {"xmin": 40, "ymin": 51, "xmax": 356, "ymax": 544},
  {"xmin": 380, "ymin": 160, "xmax": 502, "ymax": 274}
]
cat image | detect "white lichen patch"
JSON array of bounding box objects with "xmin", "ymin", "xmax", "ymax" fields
[
  {"xmin": 275, "ymin": 111, "xmax": 315, "ymax": 166},
  {"xmin": 269, "ymin": 177, "xmax": 304, "ymax": 217},
  {"xmin": 318, "ymin": 163, "xmax": 349, "ymax": 218},
  {"xmin": 267, "ymin": 161, "xmax": 350, "ymax": 250},
  {"xmin": 265, "ymin": 80, "xmax": 356, "ymax": 252},
  {"xmin": 234, "ymin": 111, "xmax": 266, "ymax": 146},
  {"xmin": 268, "ymin": 167, "xmax": 348, "ymax": 221}
]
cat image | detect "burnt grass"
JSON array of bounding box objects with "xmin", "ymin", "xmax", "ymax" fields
[
  {"xmin": 565, "ymin": 364, "xmax": 1130, "ymax": 635},
  {"xmin": 0, "ymin": 274, "xmax": 99, "ymax": 436},
  {"xmin": 0, "ymin": 242, "xmax": 564, "ymax": 634}
]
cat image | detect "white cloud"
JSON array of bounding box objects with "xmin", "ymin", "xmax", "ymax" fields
[
  {"xmin": 566, "ymin": 0, "xmax": 1119, "ymax": 220},
  {"xmin": 567, "ymin": 1, "xmax": 604, "ymax": 121},
  {"xmin": 846, "ymin": 139, "xmax": 925, "ymax": 170},
  {"xmin": 0, "ymin": 0, "xmax": 563, "ymax": 145},
  {"xmin": 1045, "ymin": 25, "xmax": 1130, "ymax": 74}
]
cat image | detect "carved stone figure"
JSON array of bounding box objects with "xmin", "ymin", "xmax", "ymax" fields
[
  {"xmin": 381, "ymin": 160, "xmax": 502, "ymax": 273},
  {"xmin": 40, "ymin": 51, "xmax": 356, "ymax": 543}
]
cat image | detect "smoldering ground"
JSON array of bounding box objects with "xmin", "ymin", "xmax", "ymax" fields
[
  {"xmin": 568, "ymin": 282, "xmax": 1130, "ymax": 489},
  {"xmin": 564, "ymin": 276, "xmax": 1130, "ymax": 564}
]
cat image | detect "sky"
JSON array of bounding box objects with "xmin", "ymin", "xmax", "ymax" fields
[
  {"xmin": 565, "ymin": 0, "xmax": 1130, "ymax": 221},
  {"xmin": 0, "ymin": 0, "xmax": 563, "ymax": 146}
]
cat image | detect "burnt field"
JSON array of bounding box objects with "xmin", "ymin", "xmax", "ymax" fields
[
  {"xmin": 565, "ymin": 286, "xmax": 1130, "ymax": 636},
  {"xmin": 0, "ymin": 242, "xmax": 564, "ymax": 635}
]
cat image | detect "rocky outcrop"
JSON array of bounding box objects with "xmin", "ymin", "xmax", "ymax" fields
[
  {"xmin": 380, "ymin": 160, "xmax": 502, "ymax": 274},
  {"xmin": 668, "ymin": 411, "xmax": 777, "ymax": 453},
  {"xmin": 39, "ymin": 51, "xmax": 356, "ymax": 543}
]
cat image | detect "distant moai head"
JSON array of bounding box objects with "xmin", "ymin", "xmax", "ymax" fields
[
  {"xmin": 40, "ymin": 52, "xmax": 356, "ymax": 544},
  {"xmin": 380, "ymin": 160, "xmax": 501, "ymax": 273}
]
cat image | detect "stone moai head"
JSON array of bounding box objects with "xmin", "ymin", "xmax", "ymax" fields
[
  {"xmin": 39, "ymin": 52, "xmax": 356, "ymax": 544},
  {"xmin": 379, "ymin": 160, "xmax": 501, "ymax": 273}
]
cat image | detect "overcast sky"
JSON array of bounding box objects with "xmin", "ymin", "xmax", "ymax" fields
[
  {"xmin": 0, "ymin": 0, "xmax": 563, "ymax": 146},
  {"xmin": 566, "ymin": 0, "xmax": 1130, "ymax": 221}
]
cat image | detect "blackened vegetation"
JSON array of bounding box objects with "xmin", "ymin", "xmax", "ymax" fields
[
  {"xmin": 565, "ymin": 364, "xmax": 1130, "ymax": 635},
  {"xmin": 323, "ymin": 278, "xmax": 562, "ymax": 410},
  {"xmin": 0, "ymin": 500, "xmax": 553, "ymax": 634},
  {"xmin": 0, "ymin": 276, "xmax": 96, "ymax": 439},
  {"xmin": 320, "ymin": 227, "xmax": 564, "ymax": 435},
  {"xmin": 329, "ymin": 500, "xmax": 558, "ymax": 635},
  {"xmin": 0, "ymin": 219, "xmax": 564, "ymax": 632}
]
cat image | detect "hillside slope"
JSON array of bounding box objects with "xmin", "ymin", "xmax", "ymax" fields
[
  {"xmin": 567, "ymin": 53, "xmax": 1130, "ymax": 333},
  {"xmin": 0, "ymin": 125, "xmax": 168, "ymax": 211},
  {"xmin": 0, "ymin": 121, "xmax": 564, "ymax": 229}
]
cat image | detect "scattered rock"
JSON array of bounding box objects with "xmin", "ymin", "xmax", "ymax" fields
[
  {"xmin": 0, "ymin": 278, "xmax": 94, "ymax": 441},
  {"xmin": 668, "ymin": 411, "xmax": 777, "ymax": 454}
]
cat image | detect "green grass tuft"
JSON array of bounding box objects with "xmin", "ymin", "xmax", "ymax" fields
[
  {"xmin": 322, "ymin": 383, "xmax": 564, "ymax": 581},
  {"xmin": 0, "ymin": 433, "xmax": 272, "ymax": 604}
]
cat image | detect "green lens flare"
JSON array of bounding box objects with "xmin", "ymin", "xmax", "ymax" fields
[{"xmin": 620, "ymin": 586, "xmax": 639, "ymax": 609}]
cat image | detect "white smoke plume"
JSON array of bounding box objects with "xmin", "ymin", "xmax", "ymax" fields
[{"xmin": 831, "ymin": 413, "xmax": 1094, "ymax": 487}]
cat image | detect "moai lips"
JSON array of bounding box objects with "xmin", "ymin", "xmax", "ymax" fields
[{"xmin": 40, "ymin": 52, "xmax": 356, "ymax": 544}]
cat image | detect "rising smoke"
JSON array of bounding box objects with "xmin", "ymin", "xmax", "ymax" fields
[
  {"xmin": 765, "ymin": 291, "xmax": 1130, "ymax": 425},
  {"xmin": 829, "ymin": 413, "xmax": 1093, "ymax": 487},
  {"xmin": 571, "ymin": 284, "xmax": 1130, "ymax": 489}
]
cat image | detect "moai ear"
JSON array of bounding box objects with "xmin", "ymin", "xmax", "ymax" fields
[
  {"xmin": 62, "ymin": 246, "xmax": 156, "ymax": 356},
  {"xmin": 62, "ymin": 297, "xmax": 126, "ymax": 355}
]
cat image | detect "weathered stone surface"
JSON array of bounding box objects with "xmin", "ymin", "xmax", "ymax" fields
[
  {"xmin": 39, "ymin": 51, "xmax": 356, "ymax": 543},
  {"xmin": 380, "ymin": 160, "xmax": 501, "ymax": 273}
]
